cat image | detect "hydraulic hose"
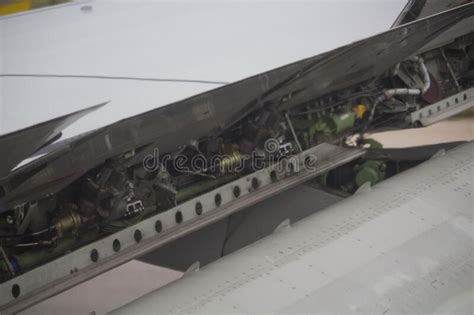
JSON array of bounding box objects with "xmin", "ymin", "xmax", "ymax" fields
[{"xmin": 368, "ymin": 56, "xmax": 431, "ymax": 122}]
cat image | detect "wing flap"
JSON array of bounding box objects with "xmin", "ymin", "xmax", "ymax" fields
[{"xmin": 0, "ymin": 102, "xmax": 106, "ymax": 178}]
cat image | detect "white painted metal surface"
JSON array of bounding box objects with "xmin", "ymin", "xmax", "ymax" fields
[
  {"xmin": 0, "ymin": 0, "xmax": 405, "ymax": 136},
  {"xmin": 112, "ymin": 142, "xmax": 474, "ymax": 314},
  {"xmin": 410, "ymin": 87, "xmax": 474, "ymax": 126}
]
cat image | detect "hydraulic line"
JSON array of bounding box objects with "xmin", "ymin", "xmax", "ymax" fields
[
  {"xmin": 439, "ymin": 48, "xmax": 461, "ymax": 91},
  {"xmin": 368, "ymin": 56, "xmax": 431, "ymax": 122},
  {"xmin": 0, "ymin": 227, "xmax": 52, "ymax": 240},
  {"xmin": 285, "ymin": 112, "xmax": 303, "ymax": 152}
]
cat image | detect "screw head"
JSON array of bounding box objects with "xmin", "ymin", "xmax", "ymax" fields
[
  {"xmin": 214, "ymin": 194, "xmax": 222, "ymax": 207},
  {"xmin": 251, "ymin": 178, "xmax": 260, "ymax": 190},
  {"xmin": 12, "ymin": 284, "xmax": 20, "ymax": 298},
  {"xmin": 175, "ymin": 211, "xmax": 183, "ymax": 224},
  {"xmin": 155, "ymin": 220, "xmax": 163, "ymax": 232},
  {"xmin": 134, "ymin": 229, "xmax": 142, "ymax": 243},
  {"xmin": 195, "ymin": 202, "xmax": 203, "ymax": 215},
  {"xmin": 113, "ymin": 239, "xmax": 121, "ymax": 252},
  {"xmin": 270, "ymin": 170, "xmax": 278, "ymax": 182},
  {"xmin": 90, "ymin": 249, "xmax": 99, "ymax": 262},
  {"xmin": 233, "ymin": 186, "xmax": 241, "ymax": 198}
]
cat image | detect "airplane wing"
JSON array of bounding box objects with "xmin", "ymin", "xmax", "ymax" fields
[
  {"xmin": 392, "ymin": 0, "xmax": 471, "ymax": 27},
  {"xmin": 393, "ymin": 0, "xmax": 474, "ymax": 54},
  {"xmin": 112, "ymin": 141, "xmax": 474, "ymax": 314},
  {"xmin": 1, "ymin": 3, "xmax": 472, "ymax": 211},
  {"xmin": 0, "ymin": 1, "xmax": 473, "ymax": 313}
]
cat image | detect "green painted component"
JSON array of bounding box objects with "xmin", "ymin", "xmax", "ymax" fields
[
  {"xmin": 291, "ymin": 111, "xmax": 355, "ymax": 149},
  {"xmin": 299, "ymin": 121, "xmax": 328, "ymax": 148},
  {"xmin": 293, "ymin": 119, "xmax": 316, "ymax": 131},
  {"xmin": 355, "ymin": 160, "xmax": 386, "ymax": 187},
  {"xmin": 301, "ymin": 132, "xmax": 310, "ymax": 150},
  {"xmin": 327, "ymin": 112, "xmax": 355, "ymax": 134},
  {"xmin": 1, "ymin": 233, "xmax": 98, "ymax": 278},
  {"xmin": 362, "ymin": 138, "xmax": 383, "ymax": 149},
  {"xmin": 294, "ymin": 112, "xmax": 355, "ymax": 139},
  {"xmin": 0, "ymin": 260, "xmax": 8, "ymax": 275},
  {"xmin": 312, "ymin": 119, "xmax": 331, "ymax": 135},
  {"xmin": 1, "ymin": 239, "xmax": 70, "ymax": 276},
  {"xmin": 14, "ymin": 238, "xmax": 77, "ymax": 271}
]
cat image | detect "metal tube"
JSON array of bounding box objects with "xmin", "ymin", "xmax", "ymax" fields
[
  {"xmin": 369, "ymin": 55, "xmax": 430, "ymax": 122},
  {"xmin": 439, "ymin": 48, "xmax": 461, "ymax": 91},
  {"xmin": 285, "ymin": 112, "xmax": 303, "ymax": 152}
]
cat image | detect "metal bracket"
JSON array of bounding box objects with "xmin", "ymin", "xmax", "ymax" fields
[{"xmin": 410, "ymin": 87, "xmax": 474, "ymax": 126}]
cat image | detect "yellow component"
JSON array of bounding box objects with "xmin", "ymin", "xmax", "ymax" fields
[
  {"xmin": 0, "ymin": 0, "xmax": 31, "ymax": 16},
  {"xmin": 54, "ymin": 211, "xmax": 82, "ymax": 238},
  {"xmin": 219, "ymin": 149, "xmax": 241, "ymax": 174},
  {"xmin": 353, "ymin": 104, "xmax": 367, "ymax": 119},
  {"xmin": 219, "ymin": 144, "xmax": 242, "ymax": 174}
]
